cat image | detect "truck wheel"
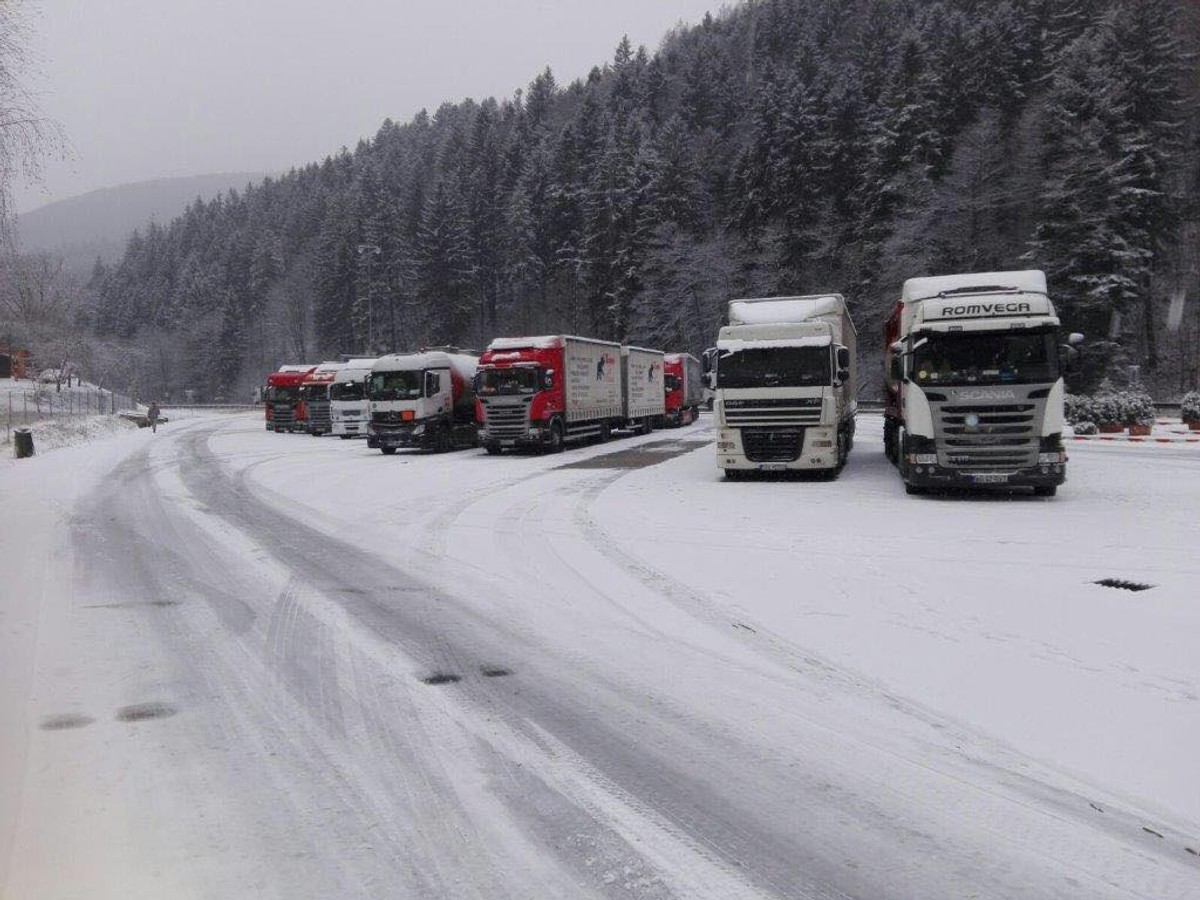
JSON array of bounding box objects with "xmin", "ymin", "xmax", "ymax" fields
[
  {"xmin": 904, "ymin": 482, "xmax": 926, "ymax": 495},
  {"xmin": 548, "ymin": 420, "xmax": 565, "ymax": 453},
  {"xmin": 1034, "ymin": 485, "xmax": 1057, "ymax": 497},
  {"xmin": 339, "ymin": 434, "xmax": 352, "ymax": 440},
  {"xmin": 724, "ymin": 469, "xmax": 745, "ymax": 481},
  {"xmin": 381, "ymin": 447, "xmax": 397, "ymax": 456},
  {"xmin": 485, "ymin": 444, "xmax": 503, "ymax": 456},
  {"xmin": 599, "ymin": 421, "xmax": 611, "ymax": 442}
]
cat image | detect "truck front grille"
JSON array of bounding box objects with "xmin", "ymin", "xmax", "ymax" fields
[
  {"xmin": 484, "ymin": 403, "xmax": 528, "ymax": 439},
  {"xmin": 937, "ymin": 404, "xmax": 1038, "ymax": 469},
  {"xmin": 724, "ymin": 398, "xmax": 822, "ymax": 427},
  {"xmin": 741, "ymin": 427, "xmax": 805, "ymax": 463},
  {"xmin": 307, "ymin": 401, "xmax": 331, "ymax": 432},
  {"xmin": 271, "ymin": 407, "xmax": 295, "ymax": 429}
]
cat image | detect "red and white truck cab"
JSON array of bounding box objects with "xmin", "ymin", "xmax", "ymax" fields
[
  {"xmin": 476, "ymin": 335, "xmax": 623, "ymax": 454},
  {"xmin": 299, "ymin": 362, "xmax": 342, "ymax": 436}
]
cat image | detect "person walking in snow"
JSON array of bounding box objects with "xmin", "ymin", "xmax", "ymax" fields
[{"xmin": 147, "ymin": 401, "xmax": 161, "ymax": 433}]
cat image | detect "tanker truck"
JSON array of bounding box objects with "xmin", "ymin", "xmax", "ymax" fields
[
  {"xmin": 883, "ymin": 270, "xmax": 1080, "ymax": 496},
  {"xmin": 476, "ymin": 335, "xmax": 623, "ymax": 454},
  {"xmin": 366, "ymin": 350, "xmax": 480, "ymax": 454},
  {"xmin": 714, "ymin": 295, "xmax": 857, "ymax": 478}
]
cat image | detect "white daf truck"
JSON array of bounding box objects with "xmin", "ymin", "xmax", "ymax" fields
[
  {"xmin": 883, "ymin": 270, "xmax": 1080, "ymax": 496},
  {"xmin": 714, "ymin": 295, "xmax": 857, "ymax": 479},
  {"xmin": 329, "ymin": 358, "xmax": 376, "ymax": 439}
]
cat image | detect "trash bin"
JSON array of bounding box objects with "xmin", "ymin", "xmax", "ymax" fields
[{"xmin": 14, "ymin": 427, "xmax": 34, "ymax": 459}]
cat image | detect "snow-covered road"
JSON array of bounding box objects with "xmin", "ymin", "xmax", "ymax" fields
[{"xmin": 3, "ymin": 413, "xmax": 1197, "ymax": 899}]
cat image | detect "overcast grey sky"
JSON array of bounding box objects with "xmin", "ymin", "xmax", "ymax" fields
[{"xmin": 15, "ymin": 0, "xmax": 719, "ymax": 213}]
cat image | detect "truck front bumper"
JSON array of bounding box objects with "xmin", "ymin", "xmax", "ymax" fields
[
  {"xmin": 903, "ymin": 460, "xmax": 1067, "ymax": 489},
  {"xmin": 368, "ymin": 424, "xmax": 429, "ymax": 450},
  {"xmin": 716, "ymin": 426, "xmax": 838, "ymax": 471},
  {"xmin": 480, "ymin": 424, "xmax": 547, "ymax": 450}
]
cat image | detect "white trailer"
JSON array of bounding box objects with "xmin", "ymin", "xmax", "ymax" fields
[
  {"xmin": 715, "ymin": 294, "xmax": 857, "ymax": 478},
  {"xmin": 621, "ymin": 345, "xmax": 665, "ymax": 433}
]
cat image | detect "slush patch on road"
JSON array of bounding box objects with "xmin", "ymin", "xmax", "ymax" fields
[
  {"xmin": 558, "ymin": 439, "xmax": 710, "ymax": 470},
  {"xmin": 420, "ymin": 673, "xmax": 461, "ymax": 686},
  {"xmin": 40, "ymin": 713, "xmax": 94, "ymax": 731},
  {"xmin": 116, "ymin": 702, "xmax": 178, "ymax": 722},
  {"xmin": 84, "ymin": 599, "xmax": 181, "ymax": 609},
  {"xmin": 1093, "ymin": 578, "xmax": 1155, "ymax": 592}
]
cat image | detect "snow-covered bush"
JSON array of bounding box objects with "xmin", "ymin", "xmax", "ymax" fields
[
  {"xmin": 1063, "ymin": 394, "xmax": 1095, "ymax": 425},
  {"xmin": 1073, "ymin": 420, "xmax": 1098, "ymax": 435},
  {"xmin": 1090, "ymin": 392, "xmax": 1123, "ymax": 426},
  {"xmin": 1120, "ymin": 389, "xmax": 1156, "ymax": 426},
  {"xmin": 1182, "ymin": 391, "xmax": 1200, "ymax": 423}
]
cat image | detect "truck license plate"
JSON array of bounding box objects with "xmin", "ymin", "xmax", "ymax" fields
[
  {"xmin": 501, "ymin": 440, "xmax": 516, "ymax": 447},
  {"xmin": 972, "ymin": 473, "xmax": 1009, "ymax": 484},
  {"xmin": 760, "ymin": 463, "xmax": 787, "ymax": 472}
]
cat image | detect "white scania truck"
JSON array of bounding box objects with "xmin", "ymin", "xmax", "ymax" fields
[
  {"xmin": 367, "ymin": 350, "xmax": 479, "ymax": 454},
  {"xmin": 714, "ymin": 295, "xmax": 857, "ymax": 479},
  {"xmin": 329, "ymin": 358, "xmax": 376, "ymax": 439},
  {"xmin": 883, "ymin": 270, "xmax": 1079, "ymax": 496}
]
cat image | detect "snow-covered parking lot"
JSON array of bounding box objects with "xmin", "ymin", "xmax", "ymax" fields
[{"xmin": 3, "ymin": 411, "xmax": 1197, "ymax": 899}]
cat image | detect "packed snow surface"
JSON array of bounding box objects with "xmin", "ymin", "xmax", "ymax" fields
[{"xmin": 2, "ymin": 412, "xmax": 1197, "ymax": 899}]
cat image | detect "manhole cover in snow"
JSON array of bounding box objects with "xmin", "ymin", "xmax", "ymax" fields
[{"xmin": 1093, "ymin": 579, "xmax": 1154, "ymax": 592}]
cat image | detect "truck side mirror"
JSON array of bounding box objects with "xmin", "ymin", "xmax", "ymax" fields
[
  {"xmin": 703, "ymin": 372, "xmax": 714, "ymax": 390},
  {"xmin": 544, "ymin": 369, "xmax": 555, "ymax": 390},
  {"xmin": 1059, "ymin": 344, "xmax": 1080, "ymax": 374},
  {"xmin": 425, "ymin": 371, "xmax": 441, "ymax": 396},
  {"xmin": 836, "ymin": 346, "xmax": 851, "ymax": 371},
  {"xmin": 1068, "ymin": 332, "xmax": 1084, "ymax": 346}
]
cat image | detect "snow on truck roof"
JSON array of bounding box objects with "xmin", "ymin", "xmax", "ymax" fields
[
  {"xmin": 901, "ymin": 270, "xmax": 1047, "ymax": 304},
  {"xmin": 717, "ymin": 336, "xmax": 833, "ymax": 353},
  {"xmin": 728, "ymin": 294, "xmax": 845, "ymax": 325},
  {"xmin": 372, "ymin": 351, "xmax": 478, "ymax": 376},
  {"xmin": 486, "ymin": 335, "xmax": 622, "ymax": 351},
  {"xmin": 277, "ymin": 364, "xmax": 317, "ymax": 373}
]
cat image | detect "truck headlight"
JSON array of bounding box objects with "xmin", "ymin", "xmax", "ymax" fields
[
  {"xmin": 911, "ymin": 453, "xmax": 937, "ymax": 465},
  {"xmin": 1038, "ymin": 451, "xmax": 1066, "ymax": 464},
  {"xmin": 411, "ymin": 424, "xmax": 425, "ymax": 436},
  {"xmin": 812, "ymin": 440, "xmax": 833, "ymax": 448},
  {"xmin": 717, "ymin": 440, "xmax": 736, "ymax": 450}
]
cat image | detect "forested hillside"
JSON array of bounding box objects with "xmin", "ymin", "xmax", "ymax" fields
[{"xmin": 88, "ymin": 0, "xmax": 1200, "ymax": 401}]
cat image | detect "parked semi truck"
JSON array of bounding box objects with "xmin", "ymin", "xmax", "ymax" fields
[
  {"xmin": 701, "ymin": 347, "xmax": 718, "ymax": 410},
  {"xmin": 300, "ymin": 362, "xmax": 343, "ymax": 435},
  {"xmin": 663, "ymin": 352, "xmax": 703, "ymax": 426},
  {"xmin": 883, "ymin": 270, "xmax": 1078, "ymax": 496},
  {"xmin": 329, "ymin": 358, "xmax": 376, "ymax": 439},
  {"xmin": 265, "ymin": 365, "xmax": 316, "ymax": 432},
  {"xmin": 622, "ymin": 345, "xmax": 666, "ymax": 433},
  {"xmin": 476, "ymin": 335, "xmax": 623, "ymax": 454},
  {"xmin": 714, "ymin": 295, "xmax": 857, "ymax": 478},
  {"xmin": 367, "ymin": 350, "xmax": 479, "ymax": 454}
]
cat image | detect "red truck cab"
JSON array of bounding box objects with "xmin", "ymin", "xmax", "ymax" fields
[
  {"xmin": 663, "ymin": 352, "xmax": 703, "ymax": 427},
  {"xmin": 265, "ymin": 365, "xmax": 315, "ymax": 432}
]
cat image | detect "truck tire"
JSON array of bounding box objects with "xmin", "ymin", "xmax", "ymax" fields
[
  {"xmin": 381, "ymin": 447, "xmax": 397, "ymax": 456},
  {"xmin": 904, "ymin": 482, "xmax": 927, "ymax": 495},
  {"xmin": 599, "ymin": 421, "xmax": 611, "ymax": 442},
  {"xmin": 723, "ymin": 469, "xmax": 745, "ymax": 481},
  {"xmin": 339, "ymin": 434, "xmax": 352, "ymax": 440},
  {"xmin": 485, "ymin": 444, "xmax": 503, "ymax": 455},
  {"xmin": 1034, "ymin": 485, "xmax": 1057, "ymax": 497},
  {"xmin": 548, "ymin": 420, "xmax": 565, "ymax": 453}
]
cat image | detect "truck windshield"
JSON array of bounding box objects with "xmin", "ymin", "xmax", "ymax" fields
[
  {"xmin": 912, "ymin": 331, "xmax": 1059, "ymax": 386},
  {"xmin": 330, "ymin": 381, "xmax": 365, "ymax": 402},
  {"xmin": 717, "ymin": 347, "xmax": 830, "ymax": 389},
  {"xmin": 266, "ymin": 385, "xmax": 297, "ymax": 403},
  {"xmin": 478, "ymin": 367, "xmax": 540, "ymax": 395},
  {"xmin": 664, "ymin": 374, "xmax": 682, "ymax": 393},
  {"xmin": 300, "ymin": 384, "xmax": 328, "ymax": 401},
  {"xmin": 369, "ymin": 370, "xmax": 423, "ymax": 401}
]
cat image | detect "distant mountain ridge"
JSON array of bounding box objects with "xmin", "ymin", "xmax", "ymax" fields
[{"xmin": 16, "ymin": 172, "xmax": 268, "ymax": 271}]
